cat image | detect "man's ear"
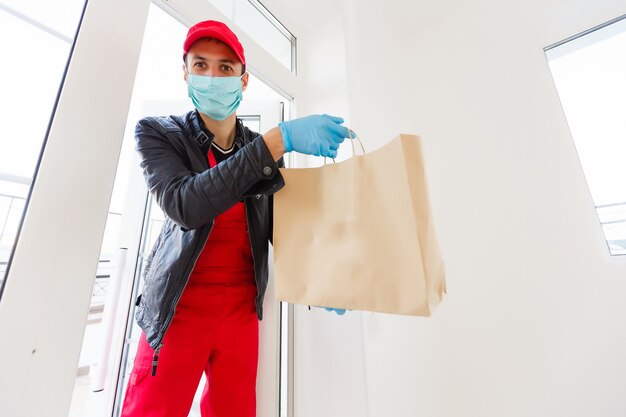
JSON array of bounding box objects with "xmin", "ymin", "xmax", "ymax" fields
[
  {"xmin": 182, "ymin": 64, "xmax": 188, "ymax": 81},
  {"xmin": 241, "ymin": 72, "xmax": 249, "ymax": 92}
]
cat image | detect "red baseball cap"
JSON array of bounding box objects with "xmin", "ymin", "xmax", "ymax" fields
[{"xmin": 183, "ymin": 20, "xmax": 246, "ymax": 66}]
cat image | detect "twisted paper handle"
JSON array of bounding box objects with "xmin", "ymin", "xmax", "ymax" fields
[{"xmin": 323, "ymin": 126, "xmax": 365, "ymax": 165}]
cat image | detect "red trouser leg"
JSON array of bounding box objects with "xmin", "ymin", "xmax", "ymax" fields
[
  {"xmin": 120, "ymin": 284, "xmax": 258, "ymax": 417},
  {"xmin": 200, "ymin": 286, "xmax": 259, "ymax": 417}
]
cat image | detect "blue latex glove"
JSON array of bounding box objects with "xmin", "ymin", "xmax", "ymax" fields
[{"xmin": 278, "ymin": 114, "xmax": 355, "ymax": 159}]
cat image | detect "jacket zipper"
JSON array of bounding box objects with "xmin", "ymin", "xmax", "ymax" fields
[
  {"xmin": 244, "ymin": 199, "xmax": 260, "ymax": 308},
  {"xmin": 241, "ymin": 128, "xmax": 258, "ymax": 300},
  {"xmin": 151, "ymin": 343, "xmax": 163, "ymax": 376}
]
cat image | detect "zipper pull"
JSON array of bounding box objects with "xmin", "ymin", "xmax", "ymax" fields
[{"xmin": 151, "ymin": 343, "xmax": 163, "ymax": 376}]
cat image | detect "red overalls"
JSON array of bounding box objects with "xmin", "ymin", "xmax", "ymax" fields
[{"xmin": 121, "ymin": 148, "xmax": 259, "ymax": 417}]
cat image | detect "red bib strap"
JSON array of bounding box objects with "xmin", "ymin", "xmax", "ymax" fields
[{"xmin": 187, "ymin": 145, "xmax": 254, "ymax": 286}]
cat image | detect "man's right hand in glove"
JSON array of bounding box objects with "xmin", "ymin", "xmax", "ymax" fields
[{"xmin": 262, "ymin": 114, "xmax": 354, "ymax": 161}]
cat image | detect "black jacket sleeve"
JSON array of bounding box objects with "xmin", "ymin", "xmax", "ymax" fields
[{"xmin": 135, "ymin": 117, "xmax": 285, "ymax": 230}]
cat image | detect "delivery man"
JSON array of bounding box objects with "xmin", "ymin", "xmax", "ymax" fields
[{"xmin": 120, "ymin": 19, "xmax": 352, "ymax": 417}]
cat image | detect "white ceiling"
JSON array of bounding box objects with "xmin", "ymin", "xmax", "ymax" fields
[
  {"xmin": 260, "ymin": 0, "xmax": 472, "ymax": 38},
  {"xmin": 259, "ymin": 0, "xmax": 344, "ymax": 36}
]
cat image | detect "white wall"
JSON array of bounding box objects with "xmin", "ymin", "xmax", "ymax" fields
[
  {"xmin": 335, "ymin": 0, "xmax": 626, "ymax": 416},
  {"xmin": 288, "ymin": 11, "xmax": 369, "ymax": 417},
  {"xmin": 269, "ymin": 0, "xmax": 626, "ymax": 415}
]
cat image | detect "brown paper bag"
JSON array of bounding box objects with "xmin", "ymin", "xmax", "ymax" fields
[{"xmin": 273, "ymin": 134, "xmax": 446, "ymax": 316}]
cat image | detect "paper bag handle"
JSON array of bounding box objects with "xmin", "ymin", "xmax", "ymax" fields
[{"xmin": 323, "ymin": 127, "xmax": 365, "ymax": 165}]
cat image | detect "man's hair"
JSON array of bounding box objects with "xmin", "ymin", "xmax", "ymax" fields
[{"xmin": 183, "ymin": 38, "xmax": 246, "ymax": 75}]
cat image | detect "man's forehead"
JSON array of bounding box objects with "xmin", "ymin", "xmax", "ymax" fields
[{"xmin": 187, "ymin": 38, "xmax": 241, "ymax": 63}]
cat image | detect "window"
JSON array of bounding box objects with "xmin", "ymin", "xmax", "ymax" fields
[
  {"xmin": 0, "ymin": 0, "xmax": 85, "ymax": 292},
  {"xmin": 545, "ymin": 15, "xmax": 626, "ymax": 256}
]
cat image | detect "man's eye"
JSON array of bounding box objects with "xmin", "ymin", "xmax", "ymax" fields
[
  {"xmin": 221, "ymin": 65, "xmax": 233, "ymax": 72},
  {"xmin": 194, "ymin": 62, "xmax": 205, "ymax": 68}
]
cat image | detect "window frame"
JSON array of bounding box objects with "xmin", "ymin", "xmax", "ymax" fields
[{"xmin": 544, "ymin": 13, "xmax": 626, "ymax": 257}]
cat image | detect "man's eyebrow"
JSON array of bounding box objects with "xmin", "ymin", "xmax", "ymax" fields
[{"xmin": 189, "ymin": 56, "xmax": 236, "ymax": 65}]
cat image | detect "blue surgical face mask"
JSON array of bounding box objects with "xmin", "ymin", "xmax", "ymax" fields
[{"xmin": 186, "ymin": 73, "xmax": 244, "ymax": 120}]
